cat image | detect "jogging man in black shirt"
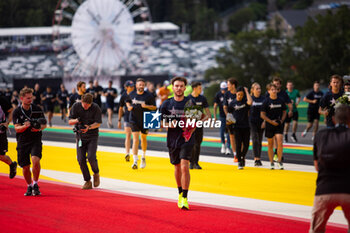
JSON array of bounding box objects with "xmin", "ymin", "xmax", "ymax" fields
[
  {"xmin": 0, "ymin": 96, "xmax": 17, "ymax": 179},
  {"xmin": 126, "ymin": 78, "xmax": 156, "ymax": 169},
  {"xmin": 13, "ymin": 87, "xmax": 47, "ymax": 196},
  {"xmin": 41, "ymin": 86, "xmax": 56, "ymax": 127},
  {"xmin": 33, "ymin": 83, "xmax": 42, "ymax": 109},
  {"xmin": 69, "ymin": 81, "xmax": 86, "ymax": 110},
  {"xmin": 57, "ymin": 84, "xmax": 69, "ymax": 122},
  {"xmin": 104, "ymin": 80, "xmax": 118, "ymax": 128},
  {"xmin": 302, "ymin": 81, "xmax": 324, "ymax": 140},
  {"xmin": 223, "ymin": 78, "xmax": 238, "ymax": 161},
  {"xmin": 69, "ymin": 93, "xmax": 102, "ymax": 190},
  {"xmin": 188, "ymin": 81, "xmax": 211, "ymax": 169},
  {"xmin": 93, "ymin": 80, "xmax": 104, "ymax": 108},
  {"xmin": 261, "ymin": 83, "xmax": 287, "ymax": 170},
  {"xmin": 310, "ymin": 104, "xmax": 350, "ymax": 233},
  {"xmin": 160, "ymin": 76, "xmax": 194, "ymax": 210},
  {"xmin": 118, "ymin": 80, "xmax": 135, "ymax": 162},
  {"xmin": 319, "ymin": 75, "xmax": 344, "ymax": 128}
]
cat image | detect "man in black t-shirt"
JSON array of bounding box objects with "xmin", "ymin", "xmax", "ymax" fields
[
  {"xmin": 188, "ymin": 82, "xmax": 211, "ymax": 170},
  {"xmin": 41, "ymin": 86, "xmax": 56, "ymax": 127},
  {"xmin": 302, "ymin": 81, "xmax": 324, "ymax": 139},
  {"xmin": 310, "ymin": 104, "xmax": 350, "ymax": 233},
  {"xmin": 126, "ymin": 78, "xmax": 156, "ymax": 169},
  {"xmin": 319, "ymin": 75, "xmax": 344, "ymax": 128},
  {"xmin": 57, "ymin": 84, "xmax": 69, "ymax": 122},
  {"xmin": 93, "ymin": 80, "xmax": 104, "ymax": 108},
  {"xmin": 214, "ymin": 82, "xmax": 231, "ymax": 155},
  {"xmin": 223, "ymin": 78, "xmax": 238, "ymax": 160},
  {"xmin": 13, "ymin": 88, "xmax": 47, "ymax": 196},
  {"xmin": 69, "ymin": 93, "xmax": 102, "ymax": 190},
  {"xmin": 160, "ymin": 76, "xmax": 193, "ymax": 210},
  {"xmin": 118, "ymin": 80, "xmax": 135, "ymax": 162},
  {"xmin": 261, "ymin": 83, "xmax": 287, "ymax": 170},
  {"xmin": 69, "ymin": 81, "xmax": 86, "ymax": 110},
  {"xmin": 33, "ymin": 83, "xmax": 42, "ymax": 109},
  {"xmin": 0, "ymin": 96, "xmax": 17, "ymax": 179},
  {"xmin": 103, "ymin": 80, "xmax": 118, "ymax": 128}
]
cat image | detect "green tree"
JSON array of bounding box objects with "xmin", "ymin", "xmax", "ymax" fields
[{"xmin": 227, "ymin": 7, "xmax": 255, "ymax": 34}]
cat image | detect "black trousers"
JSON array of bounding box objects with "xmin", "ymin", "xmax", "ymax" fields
[
  {"xmin": 191, "ymin": 128, "xmax": 203, "ymax": 165},
  {"xmin": 234, "ymin": 127, "xmax": 250, "ymax": 162},
  {"xmin": 250, "ymin": 122, "xmax": 264, "ymax": 159},
  {"xmin": 76, "ymin": 137, "xmax": 99, "ymax": 181}
]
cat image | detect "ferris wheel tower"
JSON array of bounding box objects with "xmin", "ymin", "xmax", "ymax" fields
[{"xmin": 52, "ymin": 0, "xmax": 153, "ymax": 78}]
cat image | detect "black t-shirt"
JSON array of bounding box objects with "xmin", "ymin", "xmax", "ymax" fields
[
  {"xmin": 104, "ymin": 87, "xmax": 117, "ymax": 104},
  {"xmin": 42, "ymin": 91, "xmax": 56, "ymax": 106},
  {"xmin": 94, "ymin": 85, "xmax": 103, "ymax": 104},
  {"xmin": 0, "ymin": 96, "xmax": 12, "ymax": 134},
  {"xmin": 319, "ymin": 90, "xmax": 344, "ymax": 127},
  {"xmin": 261, "ymin": 97, "xmax": 286, "ymax": 123},
  {"xmin": 33, "ymin": 90, "xmax": 42, "ymax": 105},
  {"xmin": 119, "ymin": 92, "xmax": 130, "ymax": 122},
  {"xmin": 3, "ymin": 90, "xmax": 12, "ymax": 104},
  {"xmin": 250, "ymin": 95, "xmax": 265, "ymax": 124},
  {"xmin": 160, "ymin": 96, "xmax": 195, "ymax": 148},
  {"xmin": 228, "ymin": 98, "xmax": 250, "ymax": 128},
  {"xmin": 69, "ymin": 93, "xmax": 82, "ymax": 109},
  {"xmin": 313, "ymin": 126, "xmax": 350, "ymax": 195},
  {"xmin": 12, "ymin": 104, "xmax": 45, "ymax": 143},
  {"xmin": 214, "ymin": 91, "xmax": 226, "ymax": 118},
  {"xmin": 86, "ymin": 87, "xmax": 96, "ymax": 96},
  {"xmin": 69, "ymin": 102, "xmax": 102, "ymax": 140},
  {"xmin": 306, "ymin": 90, "xmax": 324, "ymax": 111},
  {"xmin": 188, "ymin": 94, "xmax": 209, "ymax": 110},
  {"xmin": 126, "ymin": 91, "xmax": 156, "ymax": 125},
  {"xmin": 57, "ymin": 90, "xmax": 69, "ymax": 104},
  {"xmin": 223, "ymin": 91, "xmax": 236, "ymax": 107}
]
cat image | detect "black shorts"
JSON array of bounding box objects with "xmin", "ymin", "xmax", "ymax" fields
[
  {"xmin": 17, "ymin": 140, "xmax": 42, "ymax": 167},
  {"xmin": 307, "ymin": 109, "xmax": 320, "ymax": 122},
  {"xmin": 227, "ymin": 124, "xmax": 235, "ymax": 134},
  {"xmin": 45, "ymin": 104, "xmax": 55, "ymax": 112},
  {"xmin": 106, "ymin": 101, "xmax": 114, "ymax": 110},
  {"xmin": 168, "ymin": 144, "xmax": 193, "ymax": 165},
  {"xmin": 124, "ymin": 122, "xmax": 132, "ymax": 128},
  {"xmin": 60, "ymin": 103, "xmax": 67, "ymax": 109},
  {"xmin": 285, "ymin": 111, "xmax": 299, "ymax": 123},
  {"xmin": 265, "ymin": 123, "xmax": 284, "ymax": 138},
  {"xmin": 0, "ymin": 133, "xmax": 8, "ymax": 155},
  {"xmin": 131, "ymin": 123, "xmax": 149, "ymax": 134}
]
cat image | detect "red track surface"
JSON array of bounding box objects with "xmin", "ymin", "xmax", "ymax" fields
[{"xmin": 0, "ymin": 175, "xmax": 346, "ymax": 233}]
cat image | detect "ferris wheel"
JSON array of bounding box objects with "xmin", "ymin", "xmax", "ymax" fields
[{"xmin": 52, "ymin": 0, "xmax": 152, "ymax": 77}]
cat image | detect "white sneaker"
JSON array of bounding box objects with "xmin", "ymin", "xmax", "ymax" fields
[
  {"xmin": 140, "ymin": 158, "xmax": 146, "ymax": 169},
  {"xmin": 221, "ymin": 144, "xmax": 226, "ymax": 154},
  {"xmin": 278, "ymin": 162, "xmax": 284, "ymax": 170},
  {"xmin": 225, "ymin": 147, "xmax": 231, "ymax": 155}
]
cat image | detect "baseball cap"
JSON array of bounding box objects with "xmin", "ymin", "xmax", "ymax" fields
[
  {"xmin": 220, "ymin": 82, "xmax": 227, "ymax": 89},
  {"xmin": 163, "ymin": 80, "xmax": 170, "ymax": 86},
  {"xmin": 125, "ymin": 80, "xmax": 134, "ymax": 87}
]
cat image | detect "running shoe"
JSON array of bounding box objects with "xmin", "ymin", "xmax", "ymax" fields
[
  {"xmin": 178, "ymin": 193, "xmax": 183, "ymax": 208},
  {"xmin": 221, "ymin": 144, "xmax": 226, "ymax": 154},
  {"xmin": 225, "ymin": 147, "xmax": 232, "ymax": 155},
  {"xmin": 257, "ymin": 160, "xmax": 263, "ymax": 166},
  {"xmin": 181, "ymin": 197, "xmax": 189, "ymax": 210},
  {"xmin": 270, "ymin": 162, "xmax": 275, "ymax": 170},
  {"xmin": 284, "ymin": 134, "xmax": 288, "ymax": 142},
  {"xmin": 132, "ymin": 162, "xmax": 138, "ymax": 169},
  {"xmin": 238, "ymin": 161, "xmax": 243, "ymax": 170},
  {"xmin": 125, "ymin": 154, "xmax": 130, "ymax": 162},
  {"xmin": 9, "ymin": 161, "xmax": 17, "ymax": 179},
  {"xmin": 24, "ymin": 185, "xmax": 33, "ymax": 196},
  {"xmin": 233, "ymin": 156, "xmax": 238, "ymax": 163},
  {"xmin": 189, "ymin": 163, "xmax": 194, "ymax": 169},
  {"xmin": 140, "ymin": 158, "xmax": 146, "ymax": 169},
  {"xmin": 278, "ymin": 162, "xmax": 284, "ymax": 170},
  {"xmin": 254, "ymin": 160, "xmax": 259, "ymax": 167},
  {"xmin": 301, "ymin": 130, "xmax": 307, "ymax": 137},
  {"xmin": 33, "ymin": 183, "xmax": 41, "ymax": 196},
  {"xmin": 194, "ymin": 163, "xmax": 202, "ymax": 169},
  {"xmin": 291, "ymin": 134, "xmax": 297, "ymax": 143}
]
